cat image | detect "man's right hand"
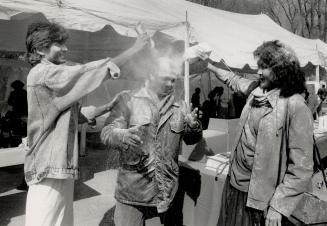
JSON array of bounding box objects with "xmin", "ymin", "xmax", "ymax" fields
[
  {"xmin": 111, "ymin": 35, "xmax": 150, "ymax": 67},
  {"xmin": 196, "ymin": 49, "xmax": 210, "ymax": 61},
  {"xmin": 131, "ymin": 35, "xmax": 151, "ymax": 53},
  {"xmin": 121, "ymin": 125, "xmax": 144, "ymax": 150}
]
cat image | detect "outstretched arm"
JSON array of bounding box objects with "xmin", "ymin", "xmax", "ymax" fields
[
  {"xmin": 207, "ymin": 62, "xmax": 259, "ymax": 97},
  {"xmin": 43, "ymin": 36, "xmax": 149, "ymax": 112}
]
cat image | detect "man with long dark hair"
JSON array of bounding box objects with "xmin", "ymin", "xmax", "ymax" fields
[
  {"xmin": 24, "ymin": 21, "xmax": 149, "ymax": 226},
  {"xmin": 202, "ymin": 40, "xmax": 313, "ymax": 226}
]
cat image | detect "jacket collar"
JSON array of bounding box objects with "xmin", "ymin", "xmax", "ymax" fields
[{"xmin": 266, "ymin": 89, "xmax": 281, "ymax": 109}]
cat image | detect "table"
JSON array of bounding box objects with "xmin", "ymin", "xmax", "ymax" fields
[
  {"xmin": 181, "ymin": 129, "xmax": 228, "ymax": 162},
  {"xmin": 178, "ymin": 155, "xmax": 228, "ymax": 226},
  {"xmin": 0, "ymin": 147, "xmax": 25, "ymax": 167},
  {"xmin": 177, "ymin": 156, "xmax": 327, "ymax": 226}
]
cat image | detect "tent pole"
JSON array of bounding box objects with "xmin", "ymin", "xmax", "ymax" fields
[
  {"xmin": 184, "ymin": 11, "xmax": 190, "ymax": 107},
  {"xmin": 316, "ymin": 44, "xmax": 320, "ymax": 92},
  {"xmin": 316, "ymin": 65, "xmax": 320, "ymax": 94},
  {"xmin": 316, "ymin": 65, "xmax": 320, "ymax": 84}
]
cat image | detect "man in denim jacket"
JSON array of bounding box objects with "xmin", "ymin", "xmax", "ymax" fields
[
  {"xmin": 101, "ymin": 57, "xmax": 202, "ymax": 226},
  {"xmin": 24, "ymin": 22, "xmax": 148, "ymax": 226}
]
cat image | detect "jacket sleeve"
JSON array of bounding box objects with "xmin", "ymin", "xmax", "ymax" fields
[
  {"xmin": 269, "ymin": 98, "xmax": 314, "ymax": 217},
  {"xmin": 100, "ymin": 92, "xmax": 131, "ymax": 150},
  {"xmin": 180, "ymin": 102, "xmax": 203, "ymax": 145},
  {"xmin": 224, "ymin": 74, "xmax": 259, "ymax": 97},
  {"xmin": 44, "ymin": 58, "xmax": 116, "ymax": 111}
]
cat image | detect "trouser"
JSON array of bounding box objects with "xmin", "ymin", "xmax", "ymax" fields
[
  {"xmin": 25, "ymin": 178, "xmax": 74, "ymax": 226},
  {"xmin": 114, "ymin": 201, "xmax": 182, "ymax": 226}
]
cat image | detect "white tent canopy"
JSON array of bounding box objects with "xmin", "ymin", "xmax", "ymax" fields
[{"xmin": 1, "ymin": 0, "xmax": 327, "ymax": 69}]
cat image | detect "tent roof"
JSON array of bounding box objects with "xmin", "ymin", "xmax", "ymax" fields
[{"xmin": 1, "ymin": 0, "xmax": 327, "ymax": 69}]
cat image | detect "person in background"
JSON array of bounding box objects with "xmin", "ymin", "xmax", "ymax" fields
[
  {"xmin": 233, "ymin": 91, "xmax": 247, "ymax": 118},
  {"xmin": 213, "ymin": 86, "xmax": 224, "ymax": 118},
  {"xmin": 101, "ymin": 57, "xmax": 202, "ymax": 226},
  {"xmin": 8, "ymin": 80, "xmax": 28, "ymax": 118},
  {"xmin": 201, "ymin": 40, "xmax": 313, "ymax": 226},
  {"xmin": 7, "ymin": 80, "xmax": 28, "ymax": 138},
  {"xmin": 191, "ymin": 87, "xmax": 201, "ymax": 110},
  {"xmin": 6, "ymin": 80, "xmax": 29, "ymax": 190},
  {"xmin": 317, "ymin": 84, "xmax": 326, "ymax": 97},
  {"xmin": 201, "ymin": 90, "xmax": 218, "ymax": 129},
  {"xmin": 24, "ymin": 21, "xmax": 149, "ymax": 226},
  {"xmin": 304, "ymin": 88, "xmax": 320, "ymax": 119},
  {"xmin": 317, "ymin": 85, "xmax": 327, "ymax": 117}
]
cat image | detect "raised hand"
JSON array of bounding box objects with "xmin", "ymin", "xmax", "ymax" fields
[
  {"xmin": 185, "ymin": 107, "xmax": 199, "ymax": 128},
  {"xmin": 131, "ymin": 34, "xmax": 151, "ymax": 53},
  {"xmin": 196, "ymin": 49, "xmax": 210, "ymax": 61},
  {"xmin": 121, "ymin": 125, "xmax": 144, "ymax": 149}
]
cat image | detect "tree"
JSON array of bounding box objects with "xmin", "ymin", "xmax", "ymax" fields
[
  {"xmin": 264, "ymin": 0, "xmax": 327, "ymax": 41},
  {"xmin": 187, "ymin": 0, "xmax": 263, "ymax": 14},
  {"xmin": 188, "ymin": 0, "xmax": 327, "ymax": 41},
  {"xmin": 264, "ymin": 0, "xmax": 300, "ymax": 33}
]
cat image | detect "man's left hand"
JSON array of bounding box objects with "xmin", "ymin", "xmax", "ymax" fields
[
  {"xmin": 185, "ymin": 107, "xmax": 199, "ymax": 128},
  {"xmin": 265, "ymin": 207, "xmax": 282, "ymax": 226}
]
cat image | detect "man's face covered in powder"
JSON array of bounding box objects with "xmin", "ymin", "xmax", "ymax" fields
[
  {"xmin": 43, "ymin": 42, "xmax": 68, "ymax": 64},
  {"xmin": 151, "ymin": 59, "xmax": 181, "ymax": 96}
]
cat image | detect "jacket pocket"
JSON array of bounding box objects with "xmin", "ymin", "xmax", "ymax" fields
[{"xmin": 121, "ymin": 149, "xmax": 148, "ymax": 171}]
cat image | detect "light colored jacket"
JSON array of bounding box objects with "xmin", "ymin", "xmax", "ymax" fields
[
  {"xmin": 226, "ymin": 74, "xmax": 314, "ymax": 217},
  {"xmin": 101, "ymin": 88, "xmax": 202, "ymax": 213},
  {"xmin": 25, "ymin": 58, "xmax": 114, "ymax": 185}
]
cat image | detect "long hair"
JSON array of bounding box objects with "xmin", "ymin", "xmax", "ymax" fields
[
  {"xmin": 25, "ymin": 22, "xmax": 69, "ymax": 66},
  {"xmin": 253, "ymin": 40, "xmax": 306, "ymax": 97}
]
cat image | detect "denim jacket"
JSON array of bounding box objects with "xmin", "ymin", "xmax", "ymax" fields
[
  {"xmin": 25, "ymin": 58, "xmax": 115, "ymax": 185},
  {"xmin": 225, "ymin": 73, "xmax": 314, "ymax": 217},
  {"xmin": 101, "ymin": 88, "xmax": 202, "ymax": 213}
]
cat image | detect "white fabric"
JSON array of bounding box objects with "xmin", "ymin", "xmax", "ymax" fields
[
  {"xmin": 25, "ymin": 178, "xmax": 74, "ymax": 226},
  {"xmin": 1, "ymin": 0, "xmax": 327, "ymax": 68}
]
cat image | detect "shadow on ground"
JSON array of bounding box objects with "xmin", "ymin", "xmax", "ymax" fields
[
  {"xmin": 0, "ymin": 131, "xmax": 120, "ymax": 226},
  {"xmin": 99, "ymin": 205, "xmax": 116, "ymax": 226},
  {"xmin": 0, "ymin": 192, "xmax": 26, "ymax": 226}
]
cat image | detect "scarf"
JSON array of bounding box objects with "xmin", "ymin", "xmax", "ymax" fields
[{"xmin": 251, "ymin": 88, "xmax": 279, "ymax": 107}]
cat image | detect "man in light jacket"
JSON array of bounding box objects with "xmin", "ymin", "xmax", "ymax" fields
[{"xmin": 101, "ymin": 57, "xmax": 202, "ymax": 226}]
